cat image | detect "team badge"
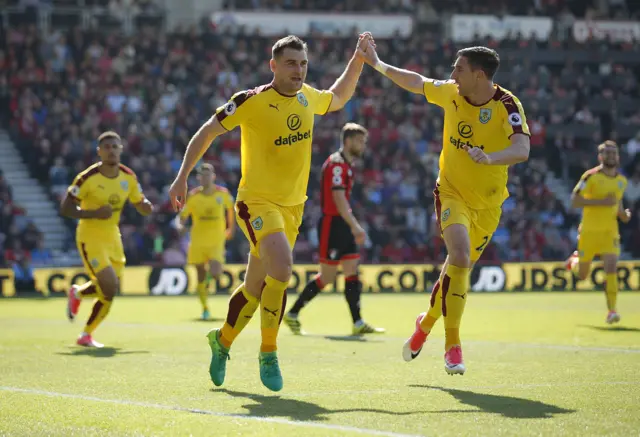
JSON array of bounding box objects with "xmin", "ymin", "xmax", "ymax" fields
[
  {"xmin": 69, "ymin": 185, "xmax": 80, "ymax": 197},
  {"xmin": 216, "ymin": 196, "xmax": 223, "ymax": 204},
  {"xmin": 618, "ymin": 181, "xmax": 624, "ymax": 189},
  {"xmin": 442, "ymin": 208, "xmax": 450, "ymax": 222},
  {"xmin": 251, "ymin": 217, "xmax": 263, "ymax": 231},
  {"xmin": 296, "ymin": 92, "xmax": 308, "ymax": 107},
  {"xmin": 479, "ymin": 108, "xmax": 492, "ymax": 124},
  {"xmin": 329, "ymin": 249, "xmax": 339, "ymax": 260},
  {"xmin": 120, "ymin": 180, "xmax": 129, "ymax": 191},
  {"xmin": 91, "ymin": 258, "xmax": 100, "ymax": 268}
]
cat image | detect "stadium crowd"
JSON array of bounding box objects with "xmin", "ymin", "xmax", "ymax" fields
[{"xmin": 3, "ymin": 0, "xmax": 640, "ymax": 267}]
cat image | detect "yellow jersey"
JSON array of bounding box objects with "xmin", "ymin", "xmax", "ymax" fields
[
  {"xmin": 215, "ymin": 82, "xmax": 333, "ymax": 206},
  {"xmin": 179, "ymin": 185, "xmax": 234, "ymax": 242},
  {"xmin": 573, "ymin": 166, "xmax": 627, "ymax": 234},
  {"xmin": 424, "ymin": 80, "xmax": 530, "ymax": 209},
  {"xmin": 68, "ymin": 163, "xmax": 145, "ymax": 238}
]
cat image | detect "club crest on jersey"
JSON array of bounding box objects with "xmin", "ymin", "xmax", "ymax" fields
[
  {"xmin": 120, "ymin": 180, "xmax": 129, "ymax": 191},
  {"xmin": 479, "ymin": 108, "xmax": 492, "ymax": 124},
  {"xmin": 329, "ymin": 249, "xmax": 339, "ymax": 260},
  {"xmin": 618, "ymin": 181, "xmax": 624, "ymax": 189},
  {"xmin": 216, "ymin": 196, "xmax": 223, "ymax": 204},
  {"xmin": 251, "ymin": 217, "xmax": 263, "ymax": 231},
  {"xmin": 91, "ymin": 258, "xmax": 100, "ymax": 268},
  {"xmin": 442, "ymin": 208, "xmax": 450, "ymax": 222},
  {"xmin": 297, "ymin": 92, "xmax": 308, "ymax": 107}
]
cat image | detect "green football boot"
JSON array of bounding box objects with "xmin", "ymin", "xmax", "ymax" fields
[
  {"xmin": 259, "ymin": 351, "xmax": 283, "ymax": 392},
  {"xmin": 206, "ymin": 329, "xmax": 230, "ymax": 387}
]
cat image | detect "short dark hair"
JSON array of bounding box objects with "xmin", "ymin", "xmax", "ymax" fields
[
  {"xmin": 598, "ymin": 140, "xmax": 618, "ymax": 153},
  {"xmin": 341, "ymin": 123, "xmax": 368, "ymax": 144},
  {"xmin": 97, "ymin": 131, "xmax": 121, "ymax": 145},
  {"xmin": 272, "ymin": 35, "xmax": 308, "ymax": 59},
  {"xmin": 198, "ymin": 163, "xmax": 214, "ymax": 174},
  {"xmin": 456, "ymin": 46, "xmax": 500, "ymax": 80}
]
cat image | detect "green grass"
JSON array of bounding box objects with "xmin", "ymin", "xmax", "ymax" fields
[{"xmin": 1, "ymin": 292, "xmax": 639, "ymax": 437}]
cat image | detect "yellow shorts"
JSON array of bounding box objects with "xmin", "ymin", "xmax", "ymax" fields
[
  {"xmin": 434, "ymin": 185, "xmax": 501, "ymax": 261},
  {"xmin": 235, "ymin": 198, "xmax": 304, "ymax": 258},
  {"xmin": 77, "ymin": 235, "xmax": 125, "ymax": 280},
  {"xmin": 577, "ymin": 231, "xmax": 620, "ymax": 263},
  {"xmin": 188, "ymin": 242, "xmax": 225, "ymax": 265}
]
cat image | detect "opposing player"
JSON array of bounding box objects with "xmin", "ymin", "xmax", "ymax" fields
[
  {"xmin": 176, "ymin": 163, "xmax": 234, "ymax": 320},
  {"xmin": 358, "ymin": 39, "xmax": 530, "ymax": 374},
  {"xmin": 566, "ymin": 141, "xmax": 630, "ymax": 324},
  {"xmin": 283, "ymin": 123, "xmax": 384, "ymax": 336},
  {"xmin": 61, "ymin": 131, "xmax": 153, "ymax": 347},
  {"xmin": 169, "ymin": 34, "xmax": 369, "ymax": 391}
]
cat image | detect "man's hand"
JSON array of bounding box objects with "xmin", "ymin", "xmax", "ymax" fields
[
  {"xmin": 351, "ymin": 223, "xmax": 367, "ymax": 245},
  {"xmin": 621, "ymin": 208, "xmax": 632, "ymax": 223},
  {"xmin": 356, "ymin": 32, "xmax": 380, "ymax": 68},
  {"xmin": 135, "ymin": 198, "xmax": 154, "ymax": 216},
  {"xmin": 225, "ymin": 228, "xmax": 234, "ymax": 240},
  {"xmin": 169, "ymin": 175, "xmax": 188, "ymax": 212},
  {"xmin": 91, "ymin": 205, "xmax": 113, "ymax": 219},
  {"xmin": 463, "ymin": 146, "xmax": 492, "ymax": 165}
]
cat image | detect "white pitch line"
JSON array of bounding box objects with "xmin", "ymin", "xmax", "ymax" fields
[{"xmin": 0, "ymin": 386, "xmax": 426, "ymax": 437}]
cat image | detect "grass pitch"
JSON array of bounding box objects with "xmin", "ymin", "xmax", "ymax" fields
[{"xmin": 1, "ymin": 292, "xmax": 639, "ymax": 437}]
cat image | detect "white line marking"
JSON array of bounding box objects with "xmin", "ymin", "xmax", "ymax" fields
[{"xmin": 0, "ymin": 386, "xmax": 425, "ymax": 437}]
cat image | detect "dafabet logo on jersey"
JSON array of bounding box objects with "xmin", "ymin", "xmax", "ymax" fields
[
  {"xmin": 275, "ymin": 113, "xmax": 310, "ymax": 146},
  {"xmin": 450, "ymin": 121, "xmax": 484, "ymax": 151}
]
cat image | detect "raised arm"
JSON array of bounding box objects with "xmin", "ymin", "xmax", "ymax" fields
[
  {"xmin": 326, "ymin": 34, "xmax": 368, "ymax": 112},
  {"xmin": 357, "ymin": 35, "xmax": 427, "ymax": 95},
  {"xmin": 169, "ymin": 117, "xmax": 227, "ymax": 211}
]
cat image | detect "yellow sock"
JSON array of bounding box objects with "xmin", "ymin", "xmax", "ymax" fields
[
  {"xmin": 260, "ymin": 275, "xmax": 288, "ymax": 353},
  {"xmin": 442, "ymin": 264, "xmax": 470, "ymax": 351},
  {"xmin": 420, "ymin": 280, "xmax": 442, "ymax": 334},
  {"xmin": 75, "ymin": 281, "xmax": 100, "ymax": 299},
  {"xmin": 197, "ymin": 280, "xmax": 208, "ymax": 311},
  {"xmin": 219, "ymin": 284, "xmax": 259, "ymax": 348},
  {"xmin": 84, "ymin": 297, "xmax": 113, "ymax": 335},
  {"xmin": 605, "ymin": 273, "xmax": 618, "ymax": 312}
]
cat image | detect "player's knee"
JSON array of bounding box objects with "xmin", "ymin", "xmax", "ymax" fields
[
  {"xmin": 268, "ymin": 256, "xmax": 292, "ymax": 283},
  {"xmin": 448, "ymin": 247, "xmax": 470, "ymax": 267},
  {"xmin": 100, "ymin": 280, "xmax": 118, "ymax": 300},
  {"xmin": 317, "ymin": 271, "xmax": 336, "ymax": 286}
]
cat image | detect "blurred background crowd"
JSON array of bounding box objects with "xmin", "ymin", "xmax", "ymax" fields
[{"xmin": 2, "ymin": 0, "xmax": 640, "ymax": 273}]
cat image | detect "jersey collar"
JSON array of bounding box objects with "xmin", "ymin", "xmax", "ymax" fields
[{"xmin": 464, "ymin": 84, "xmax": 500, "ymax": 107}]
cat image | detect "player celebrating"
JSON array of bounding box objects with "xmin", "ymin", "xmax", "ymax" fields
[
  {"xmin": 176, "ymin": 163, "xmax": 234, "ymax": 320},
  {"xmin": 61, "ymin": 131, "xmax": 153, "ymax": 347},
  {"xmin": 566, "ymin": 141, "xmax": 630, "ymax": 324},
  {"xmin": 169, "ymin": 34, "xmax": 369, "ymax": 391},
  {"xmin": 358, "ymin": 39, "xmax": 530, "ymax": 374},
  {"xmin": 283, "ymin": 123, "xmax": 384, "ymax": 336}
]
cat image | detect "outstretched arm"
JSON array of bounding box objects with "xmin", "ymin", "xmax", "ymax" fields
[
  {"xmin": 357, "ymin": 36, "xmax": 427, "ymax": 95},
  {"xmin": 326, "ymin": 34, "xmax": 369, "ymax": 112}
]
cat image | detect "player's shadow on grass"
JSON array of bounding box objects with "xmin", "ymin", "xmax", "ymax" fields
[
  {"xmin": 56, "ymin": 347, "xmax": 150, "ymax": 358},
  {"xmin": 412, "ymin": 386, "xmax": 575, "ymax": 419},
  {"xmin": 302, "ymin": 334, "xmax": 384, "ymax": 343},
  {"xmin": 191, "ymin": 317, "xmax": 225, "ymax": 323},
  {"xmin": 580, "ymin": 325, "xmax": 640, "ymax": 333},
  {"xmin": 215, "ymin": 389, "xmax": 424, "ymax": 421}
]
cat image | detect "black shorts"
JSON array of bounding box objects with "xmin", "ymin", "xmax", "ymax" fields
[{"xmin": 317, "ymin": 215, "xmax": 358, "ymax": 265}]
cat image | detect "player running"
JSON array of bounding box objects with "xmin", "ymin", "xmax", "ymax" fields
[
  {"xmin": 566, "ymin": 141, "xmax": 630, "ymax": 324},
  {"xmin": 61, "ymin": 131, "xmax": 154, "ymax": 347},
  {"xmin": 358, "ymin": 38, "xmax": 530, "ymax": 375},
  {"xmin": 283, "ymin": 123, "xmax": 385, "ymax": 336},
  {"xmin": 176, "ymin": 163, "xmax": 234, "ymax": 320},
  {"xmin": 169, "ymin": 34, "xmax": 369, "ymax": 391}
]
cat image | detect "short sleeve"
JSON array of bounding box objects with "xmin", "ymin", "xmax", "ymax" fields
[
  {"xmin": 305, "ymin": 86, "xmax": 333, "ymax": 115},
  {"xmin": 329, "ymin": 163, "xmax": 348, "ymax": 190},
  {"xmin": 573, "ymin": 172, "xmax": 593, "ymax": 195},
  {"xmin": 500, "ymin": 95, "xmax": 531, "ymax": 139},
  {"xmin": 215, "ymin": 90, "xmax": 251, "ymax": 131},
  {"xmin": 422, "ymin": 79, "xmax": 457, "ymax": 108},
  {"xmin": 224, "ymin": 191, "xmax": 234, "ymax": 209},
  {"xmin": 128, "ymin": 176, "xmax": 144, "ymax": 204},
  {"xmin": 179, "ymin": 196, "xmax": 193, "ymax": 219},
  {"xmin": 68, "ymin": 173, "xmax": 89, "ymax": 201}
]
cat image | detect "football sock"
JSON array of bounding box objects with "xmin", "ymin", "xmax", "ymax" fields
[
  {"xmin": 260, "ymin": 275, "xmax": 288, "ymax": 353},
  {"xmin": 442, "ymin": 264, "xmax": 470, "ymax": 351},
  {"xmin": 421, "ymin": 279, "xmax": 442, "ymax": 334},
  {"xmin": 76, "ymin": 281, "xmax": 100, "ymax": 299},
  {"xmin": 219, "ymin": 283, "xmax": 259, "ymax": 348},
  {"xmin": 197, "ymin": 280, "xmax": 209, "ymax": 311},
  {"xmin": 288, "ymin": 276, "xmax": 324, "ymax": 316},
  {"xmin": 605, "ymin": 272, "xmax": 618, "ymax": 312},
  {"xmin": 344, "ymin": 275, "xmax": 362, "ymax": 324},
  {"xmin": 84, "ymin": 296, "xmax": 113, "ymax": 335}
]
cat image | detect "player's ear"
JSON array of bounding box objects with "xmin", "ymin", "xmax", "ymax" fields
[{"xmin": 269, "ymin": 58, "xmax": 276, "ymax": 73}]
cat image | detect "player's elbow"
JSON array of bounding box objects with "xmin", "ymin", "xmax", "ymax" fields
[{"xmin": 570, "ymin": 194, "xmax": 581, "ymax": 209}]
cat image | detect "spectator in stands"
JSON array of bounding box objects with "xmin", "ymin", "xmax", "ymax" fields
[{"xmin": 12, "ymin": 253, "xmax": 36, "ymax": 294}]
